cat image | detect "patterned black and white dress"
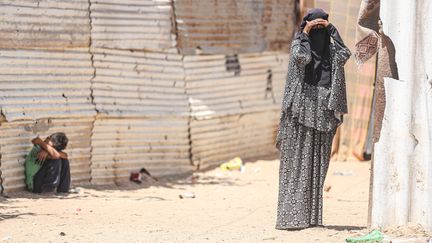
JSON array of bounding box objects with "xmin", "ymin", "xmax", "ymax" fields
[{"xmin": 275, "ymin": 24, "xmax": 351, "ymax": 229}]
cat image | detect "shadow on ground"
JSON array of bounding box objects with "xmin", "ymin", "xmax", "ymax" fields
[{"xmin": 1, "ymin": 158, "xmax": 272, "ymax": 200}]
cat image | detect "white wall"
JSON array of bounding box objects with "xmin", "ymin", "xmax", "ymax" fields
[{"xmin": 371, "ymin": 0, "xmax": 432, "ymax": 230}]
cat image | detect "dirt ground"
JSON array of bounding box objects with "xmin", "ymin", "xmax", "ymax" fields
[{"xmin": 0, "ymin": 159, "xmax": 429, "ymax": 242}]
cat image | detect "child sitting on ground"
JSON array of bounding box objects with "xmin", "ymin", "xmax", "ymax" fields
[{"xmin": 25, "ymin": 132, "xmax": 70, "ymax": 193}]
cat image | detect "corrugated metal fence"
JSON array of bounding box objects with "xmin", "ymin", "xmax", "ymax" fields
[{"xmin": 0, "ymin": 0, "xmax": 296, "ymax": 192}]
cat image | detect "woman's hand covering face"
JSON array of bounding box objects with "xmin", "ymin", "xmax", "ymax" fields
[{"xmin": 303, "ymin": 18, "xmax": 329, "ymax": 34}]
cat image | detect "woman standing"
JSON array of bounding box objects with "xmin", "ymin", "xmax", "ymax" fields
[{"xmin": 276, "ymin": 8, "xmax": 351, "ymax": 230}]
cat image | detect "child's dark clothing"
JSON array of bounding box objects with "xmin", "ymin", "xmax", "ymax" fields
[{"xmin": 32, "ymin": 158, "xmax": 71, "ymax": 193}]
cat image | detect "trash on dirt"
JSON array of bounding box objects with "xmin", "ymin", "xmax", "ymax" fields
[
  {"xmin": 187, "ymin": 175, "xmax": 200, "ymax": 184},
  {"xmin": 130, "ymin": 167, "xmax": 158, "ymax": 184},
  {"xmin": 1, "ymin": 236, "xmax": 12, "ymax": 241},
  {"xmin": 69, "ymin": 187, "xmax": 80, "ymax": 194},
  {"xmin": 324, "ymin": 185, "xmax": 332, "ymax": 192},
  {"xmin": 215, "ymin": 172, "xmax": 224, "ymax": 177},
  {"xmin": 179, "ymin": 192, "xmax": 196, "ymax": 199},
  {"xmin": 220, "ymin": 157, "xmax": 243, "ymax": 171},
  {"xmin": 333, "ymin": 170, "xmax": 355, "ymax": 176},
  {"xmin": 345, "ymin": 229, "xmax": 384, "ymax": 242}
]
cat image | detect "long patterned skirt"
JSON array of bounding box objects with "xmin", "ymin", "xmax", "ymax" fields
[{"xmin": 275, "ymin": 113, "xmax": 336, "ymax": 229}]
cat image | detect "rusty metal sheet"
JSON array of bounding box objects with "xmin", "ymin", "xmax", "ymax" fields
[
  {"xmin": 0, "ymin": 0, "xmax": 90, "ymax": 49},
  {"xmin": 174, "ymin": 0, "xmax": 297, "ymax": 54},
  {"xmin": 90, "ymin": 0, "xmax": 175, "ymax": 51},
  {"xmin": 91, "ymin": 48, "xmax": 189, "ymax": 117},
  {"xmin": 183, "ymin": 52, "xmax": 289, "ymax": 119},
  {"xmin": 0, "ymin": 118, "xmax": 94, "ymax": 192},
  {"xmin": 190, "ymin": 111, "xmax": 279, "ymax": 169},
  {"xmin": 90, "ymin": 117, "xmax": 192, "ymax": 185},
  {"xmin": 0, "ymin": 48, "xmax": 96, "ymax": 122}
]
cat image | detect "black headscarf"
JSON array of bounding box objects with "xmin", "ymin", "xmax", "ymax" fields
[{"xmin": 297, "ymin": 8, "xmax": 332, "ymax": 87}]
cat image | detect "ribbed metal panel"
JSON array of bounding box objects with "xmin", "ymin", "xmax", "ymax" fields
[
  {"xmin": 91, "ymin": 48, "xmax": 189, "ymax": 117},
  {"xmin": 90, "ymin": 117, "xmax": 192, "ymax": 184},
  {"xmin": 185, "ymin": 52, "xmax": 288, "ymax": 168},
  {"xmin": 174, "ymin": 0, "xmax": 296, "ymax": 54},
  {"xmin": 0, "ymin": 0, "xmax": 90, "ymax": 49},
  {"xmin": 0, "ymin": 48, "xmax": 96, "ymax": 121},
  {"xmin": 0, "ymin": 118, "xmax": 93, "ymax": 192},
  {"xmin": 190, "ymin": 111, "xmax": 279, "ymax": 168},
  {"xmin": 90, "ymin": 0, "xmax": 175, "ymax": 50},
  {"xmin": 184, "ymin": 52, "xmax": 289, "ymax": 118}
]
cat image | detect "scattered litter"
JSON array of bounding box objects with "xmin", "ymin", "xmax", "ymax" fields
[
  {"xmin": 179, "ymin": 192, "xmax": 195, "ymax": 199},
  {"xmin": 262, "ymin": 236, "xmax": 277, "ymax": 241},
  {"xmin": 187, "ymin": 175, "xmax": 200, "ymax": 184},
  {"xmin": 130, "ymin": 167, "xmax": 158, "ymax": 184},
  {"xmin": 69, "ymin": 188, "xmax": 80, "ymax": 194},
  {"xmin": 333, "ymin": 170, "xmax": 355, "ymax": 176},
  {"xmin": 59, "ymin": 232, "xmax": 66, "ymax": 236},
  {"xmin": 346, "ymin": 229, "xmax": 384, "ymax": 242},
  {"xmin": 324, "ymin": 185, "xmax": 332, "ymax": 192},
  {"xmin": 1, "ymin": 236, "xmax": 12, "ymax": 241},
  {"xmin": 220, "ymin": 157, "xmax": 243, "ymax": 171},
  {"xmin": 140, "ymin": 167, "xmax": 158, "ymax": 181},
  {"xmin": 215, "ymin": 173, "xmax": 224, "ymax": 177}
]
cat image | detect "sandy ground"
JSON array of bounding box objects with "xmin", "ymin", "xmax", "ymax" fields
[{"xmin": 0, "ymin": 159, "xmax": 429, "ymax": 242}]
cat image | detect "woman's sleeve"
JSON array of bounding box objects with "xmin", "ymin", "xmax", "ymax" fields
[
  {"xmin": 327, "ymin": 23, "xmax": 351, "ymax": 64},
  {"xmin": 291, "ymin": 33, "xmax": 312, "ymax": 67}
]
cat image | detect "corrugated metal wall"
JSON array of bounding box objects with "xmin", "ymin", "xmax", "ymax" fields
[
  {"xmin": 90, "ymin": 0, "xmax": 175, "ymax": 51},
  {"xmin": 0, "ymin": 0, "xmax": 90, "ymax": 49},
  {"xmin": 91, "ymin": 117, "xmax": 191, "ymax": 184},
  {"xmin": 91, "ymin": 49, "xmax": 187, "ymax": 117},
  {"xmin": 88, "ymin": 0, "xmax": 191, "ymax": 184},
  {"xmin": 90, "ymin": 48, "xmax": 191, "ymax": 184},
  {"xmin": 0, "ymin": 48, "xmax": 95, "ymax": 121},
  {"xmin": 184, "ymin": 52, "xmax": 289, "ymax": 168},
  {"xmin": 190, "ymin": 111, "xmax": 280, "ymax": 168},
  {"xmin": 0, "ymin": 0, "xmax": 296, "ymax": 192},
  {"xmin": 174, "ymin": 0, "xmax": 297, "ymax": 54}
]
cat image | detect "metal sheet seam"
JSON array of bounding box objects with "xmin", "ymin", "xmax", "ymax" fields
[
  {"xmin": 87, "ymin": 0, "xmax": 98, "ymax": 184},
  {"xmin": 170, "ymin": 0, "xmax": 180, "ymax": 54},
  {"xmin": 179, "ymin": 54, "xmax": 195, "ymax": 168},
  {"xmin": 1, "ymin": 102, "xmax": 5, "ymax": 193},
  {"xmin": 0, "ymin": 140, "xmax": 3, "ymax": 194}
]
